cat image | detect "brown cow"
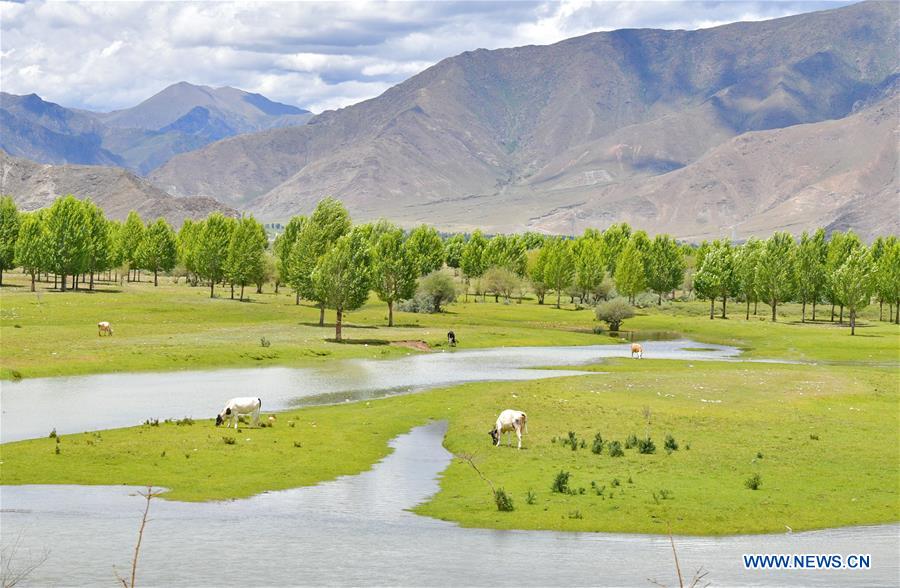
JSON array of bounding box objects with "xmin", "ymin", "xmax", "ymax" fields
[
  {"xmin": 98, "ymin": 321, "xmax": 114, "ymax": 337},
  {"xmin": 631, "ymin": 343, "xmax": 643, "ymax": 359}
]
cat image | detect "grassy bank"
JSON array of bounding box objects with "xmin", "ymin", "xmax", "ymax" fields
[
  {"xmin": 2, "ymin": 361, "xmax": 897, "ymax": 535},
  {"xmin": 2, "ymin": 273, "xmax": 897, "ymax": 380}
]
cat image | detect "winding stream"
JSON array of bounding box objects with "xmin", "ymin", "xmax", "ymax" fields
[
  {"xmin": 1, "ymin": 339, "xmax": 741, "ymax": 442},
  {"xmin": 2, "ymin": 422, "xmax": 897, "ymax": 586}
]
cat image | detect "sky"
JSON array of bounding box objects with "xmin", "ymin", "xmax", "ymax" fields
[{"xmin": 0, "ymin": 0, "xmax": 856, "ymax": 114}]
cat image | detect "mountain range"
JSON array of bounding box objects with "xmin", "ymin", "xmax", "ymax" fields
[
  {"xmin": 1, "ymin": 82, "xmax": 311, "ymax": 174},
  {"xmin": 2, "ymin": 1, "xmax": 898, "ymax": 240},
  {"xmin": 147, "ymin": 0, "xmax": 899, "ymax": 240}
]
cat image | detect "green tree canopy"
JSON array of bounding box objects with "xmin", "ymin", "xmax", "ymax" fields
[
  {"xmin": 694, "ymin": 240, "xmax": 736, "ymax": 319},
  {"xmin": 614, "ymin": 236, "xmax": 647, "ymax": 305},
  {"xmin": 311, "ymin": 228, "xmax": 372, "ymax": 341},
  {"xmin": 461, "ymin": 230, "xmax": 488, "ymax": 280},
  {"xmin": 0, "ymin": 196, "xmax": 20, "ymax": 286},
  {"xmin": 14, "ymin": 210, "xmax": 47, "ymax": 291},
  {"xmin": 794, "ymin": 229, "xmax": 827, "ymax": 322},
  {"xmin": 139, "ymin": 218, "xmax": 178, "ymax": 287},
  {"xmin": 406, "ymin": 224, "xmax": 444, "ymax": 276},
  {"xmin": 46, "ymin": 195, "xmax": 89, "ymax": 291},
  {"xmin": 831, "ymin": 248, "xmax": 873, "ymax": 335},
  {"xmin": 372, "ymin": 226, "xmax": 417, "ymax": 326},
  {"xmin": 225, "ymin": 216, "xmax": 267, "ymax": 300},
  {"xmin": 756, "ymin": 232, "xmax": 796, "ymax": 322},
  {"xmin": 444, "ymin": 234, "xmax": 466, "ymax": 269},
  {"xmin": 574, "ymin": 237, "xmax": 605, "ymax": 304},
  {"xmin": 196, "ymin": 213, "xmax": 234, "ymax": 297},
  {"xmin": 120, "ymin": 210, "xmax": 146, "ymax": 281},
  {"xmin": 646, "ymin": 234, "xmax": 684, "ymax": 305},
  {"xmin": 542, "ymin": 238, "xmax": 576, "ymax": 308}
]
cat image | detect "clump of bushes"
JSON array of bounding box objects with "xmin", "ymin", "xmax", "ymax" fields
[
  {"xmin": 144, "ymin": 418, "xmax": 160, "ymax": 427},
  {"xmin": 591, "ymin": 432, "xmax": 604, "ymax": 454},
  {"xmin": 293, "ymin": 441, "xmax": 303, "ymax": 448},
  {"xmin": 664, "ymin": 434, "xmax": 678, "ymax": 453},
  {"xmin": 563, "ymin": 431, "xmax": 579, "ymax": 451},
  {"xmin": 568, "ymin": 510, "xmax": 583, "ymax": 519},
  {"xmin": 260, "ymin": 337, "xmax": 271, "ymax": 348},
  {"xmin": 48, "ymin": 428, "xmax": 57, "ymax": 439},
  {"xmin": 222, "ymin": 436, "xmax": 236, "ymax": 445},
  {"xmin": 595, "ymin": 297, "xmax": 635, "ymax": 331},
  {"xmin": 525, "ymin": 489, "xmax": 537, "ymax": 505},
  {"xmin": 637, "ymin": 437, "xmax": 656, "ymax": 454},
  {"xmin": 590, "ymin": 481, "xmax": 606, "ymax": 497},
  {"xmin": 494, "ymin": 488, "xmax": 514, "ymax": 512},
  {"xmin": 809, "ymin": 433, "xmax": 819, "ymax": 440},
  {"xmin": 607, "ymin": 440, "xmax": 624, "ymax": 457},
  {"xmin": 552, "ymin": 471, "xmax": 571, "ymax": 493},
  {"xmin": 625, "ymin": 433, "xmax": 639, "ymax": 449},
  {"xmin": 401, "ymin": 271, "xmax": 457, "ymax": 313},
  {"xmin": 745, "ymin": 473, "xmax": 762, "ymax": 490},
  {"xmin": 176, "ymin": 417, "xmax": 194, "ymax": 426}
]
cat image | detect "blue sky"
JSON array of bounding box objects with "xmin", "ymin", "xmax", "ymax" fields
[{"xmin": 0, "ymin": 1, "xmax": 856, "ymax": 113}]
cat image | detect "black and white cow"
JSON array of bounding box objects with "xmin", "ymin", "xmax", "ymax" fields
[{"xmin": 215, "ymin": 397, "xmax": 262, "ymax": 429}]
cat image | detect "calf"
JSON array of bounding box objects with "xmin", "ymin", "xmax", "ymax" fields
[
  {"xmin": 631, "ymin": 343, "xmax": 643, "ymax": 359},
  {"xmin": 215, "ymin": 397, "xmax": 262, "ymax": 429},
  {"xmin": 489, "ymin": 409, "xmax": 528, "ymax": 449},
  {"xmin": 98, "ymin": 321, "xmax": 113, "ymax": 337},
  {"xmin": 447, "ymin": 331, "xmax": 457, "ymax": 346}
]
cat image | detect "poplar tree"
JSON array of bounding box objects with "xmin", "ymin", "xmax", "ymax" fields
[
  {"xmin": 14, "ymin": 211, "xmax": 46, "ymax": 291},
  {"xmin": 196, "ymin": 213, "xmax": 233, "ymax": 297},
  {"xmin": 461, "ymin": 230, "xmax": 487, "ymax": 300},
  {"xmin": 226, "ymin": 216, "xmax": 267, "ymax": 301},
  {"xmin": 542, "ymin": 238, "xmax": 576, "ymax": 308},
  {"xmin": 574, "ymin": 237, "xmax": 605, "ymax": 304},
  {"xmin": 756, "ymin": 232, "xmax": 796, "ymax": 322},
  {"xmin": 794, "ymin": 229, "xmax": 827, "ymax": 322},
  {"xmin": 0, "ymin": 196, "xmax": 20, "ymax": 286},
  {"xmin": 120, "ymin": 211, "xmax": 146, "ymax": 282},
  {"xmin": 694, "ymin": 240, "xmax": 735, "ymax": 319},
  {"xmin": 527, "ymin": 248, "xmax": 549, "ymax": 305},
  {"xmin": 733, "ymin": 237, "xmax": 763, "ymax": 319},
  {"xmin": 46, "ymin": 195, "xmax": 89, "ymax": 291},
  {"xmin": 311, "ymin": 228, "xmax": 372, "ymax": 342},
  {"xmin": 82, "ymin": 199, "xmax": 112, "ymax": 290},
  {"xmin": 826, "ymin": 231, "xmax": 862, "ymax": 323},
  {"xmin": 139, "ymin": 218, "xmax": 178, "ymax": 287},
  {"xmin": 646, "ymin": 234, "xmax": 685, "ymax": 305},
  {"xmin": 372, "ymin": 226, "xmax": 417, "ymax": 326},
  {"xmin": 275, "ymin": 215, "xmax": 306, "ymax": 300},
  {"xmin": 831, "ymin": 248, "xmax": 873, "ymax": 335},
  {"xmin": 600, "ymin": 222, "xmax": 631, "ymax": 276},
  {"xmin": 406, "ymin": 224, "xmax": 444, "ymax": 276},
  {"xmin": 615, "ymin": 237, "xmax": 647, "ymax": 305},
  {"xmin": 444, "ymin": 234, "xmax": 466, "ymax": 270}
]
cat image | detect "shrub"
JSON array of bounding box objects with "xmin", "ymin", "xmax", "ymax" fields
[
  {"xmin": 590, "ymin": 481, "xmax": 606, "ymax": 496},
  {"xmin": 564, "ymin": 431, "xmax": 578, "ymax": 450},
  {"xmin": 809, "ymin": 433, "xmax": 819, "ymax": 440},
  {"xmin": 494, "ymin": 488, "xmax": 514, "ymax": 512},
  {"xmin": 55, "ymin": 445, "xmax": 60, "ymax": 455},
  {"xmin": 611, "ymin": 478, "xmax": 620, "ymax": 487},
  {"xmin": 568, "ymin": 510, "xmax": 583, "ymax": 519},
  {"xmin": 293, "ymin": 441, "xmax": 302, "ymax": 448},
  {"xmin": 417, "ymin": 270, "xmax": 457, "ymax": 312},
  {"xmin": 398, "ymin": 292, "xmax": 435, "ymax": 314},
  {"xmin": 48, "ymin": 428, "xmax": 57, "ymax": 439},
  {"xmin": 176, "ymin": 417, "xmax": 194, "ymax": 426},
  {"xmin": 595, "ymin": 297, "xmax": 635, "ymax": 331},
  {"xmin": 664, "ymin": 434, "xmax": 678, "ymax": 452},
  {"xmin": 625, "ymin": 433, "xmax": 639, "ymax": 449},
  {"xmin": 144, "ymin": 418, "xmax": 159, "ymax": 427},
  {"xmin": 745, "ymin": 473, "xmax": 762, "ymax": 490},
  {"xmin": 10, "ymin": 369, "xmax": 23, "ymax": 381},
  {"xmin": 637, "ymin": 437, "xmax": 656, "ymax": 454},
  {"xmin": 591, "ymin": 432, "xmax": 604, "ymax": 454},
  {"xmin": 756, "ymin": 451, "xmax": 764, "ymax": 459},
  {"xmin": 222, "ymin": 436, "xmax": 236, "ymax": 445},
  {"xmin": 552, "ymin": 471, "xmax": 571, "ymax": 493},
  {"xmin": 482, "ymin": 266, "xmax": 521, "ymax": 303},
  {"xmin": 607, "ymin": 440, "xmax": 624, "ymax": 457},
  {"xmin": 658, "ymin": 489, "xmax": 672, "ymax": 500},
  {"xmin": 633, "ymin": 292, "xmax": 660, "ymax": 308},
  {"xmin": 525, "ymin": 489, "xmax": 537, "ymax": 505},
  {"xmin": 260, "ymin": 337, "xmax": 271, "ymax": 348}
]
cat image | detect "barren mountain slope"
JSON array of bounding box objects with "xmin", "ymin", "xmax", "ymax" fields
[
  {"xmin": 0, "ymin": 152, "xmax": 236, "ymax": 227},
  {"xmin": 148, "ymin": 0, "xmax": 898, "ymax": 236}
]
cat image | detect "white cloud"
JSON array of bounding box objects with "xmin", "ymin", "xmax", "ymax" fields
[{"xmin": 0, "ymin": 0, "xmax": 855, "ymax": 113}]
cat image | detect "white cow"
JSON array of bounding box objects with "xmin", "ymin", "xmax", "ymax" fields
[
  {"xmin": 216, "ymin": 397, "xmax": 262, "ymax": 429},
  {"xmin": 98, "ymin": 321, "xmax": 113, "ymax": 336},
  {"xmin": 489, "ymin": 409, "xmax": 528, "ymax": 449}
]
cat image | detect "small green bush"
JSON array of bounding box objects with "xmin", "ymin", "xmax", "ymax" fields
[
  {"xmin": 638, "ymin": 437, "xmax": 656, "ymax": 454},
  {"xmin": 611, "ymin": 478, "xmax": 620, "ymax": 487},
  {"xmin": 608, "ymin": 440, "xmax": 624, "ymax": 457},
  {"xmin": 756, "ymin": 451, "xmax": 764, "ymax": 459},
  {"xmin": 176, "ymin": 417, "xmax": 194, "ymax": 426},
  {"xmin": 525, "ymin": 489, "xmax": 537, "ymax": 505},
  {"xmin": 568, "ymin": 510, "xmax": 583, "ymax": 519},
  {"xmin": 745, "ymin": 473, "xmax": 762, "ymax": 490},
  {"xmin": 809, "ymin": 433, "xmax": 819, "ymax": 440},
  {"xmin": 664, "ymin": 434, "xmax": 678, "ymax": 452},
  {"xmin": 595, "ymin": 297, "xmax": 636, "ymax": 331},
  {"xmin": 494, "ymin": 488, "xmax": 514, "ymax": 512},
  {"xmin": 552, "ymin": 471, "xmax": 571, "ymax": 493},
  {"xmin": 260, "ymin": 337, "xmax": 271, "ymax": 348},
  {"xmin": 222, "ymin": 436, "xmax": 236, "ymax": 445},
  {"xmin": 293, "ymin": 441, "xmax": 302, "ymax": 448},
  {"xmin": 625, "ymin": 433, "xmax": 638, "ymax": 449},
  {"xmin": 591, "ymin": 433, "xmax": 604, "ymax": 454},
  {"xmin": 48, "ymin": 428, "xmax": 57, "ymax": 439}
]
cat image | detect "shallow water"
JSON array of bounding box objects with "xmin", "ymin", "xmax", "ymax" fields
[
  {"xmin": 2, "ymin": 422, "xmax": 897, "ymax": 587},
  {"xmin": 0, "ymin": 339, "xmax": 741, "ymax": 442}
]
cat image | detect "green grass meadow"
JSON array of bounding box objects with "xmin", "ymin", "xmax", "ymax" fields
[{"xmin": 1, "ymin": 273, "xmax": 898, "ymax": 535}]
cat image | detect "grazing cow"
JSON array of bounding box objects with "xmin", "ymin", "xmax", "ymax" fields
[
  {"xmin": 447, "ymin": 331, "xmax": 457, "ymax": 346},
  {"xmin": 631, "ymin": 343, "xmax": 643, "ymax": 359},
  {"xmin": 215, "ymin": 397, "xmax": 262, "ymax": 429},
  {"xmin": 489, "ymin": 409, "xmax": 528, "ymax": 449},
  {"xmin": 98, "ymin": 321, "xmax": 113, "ymax": 337}
]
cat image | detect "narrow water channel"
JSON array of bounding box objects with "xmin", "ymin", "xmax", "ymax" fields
[{"xmin": 2, "ymin": 422, "xmax": 897, "ymax": 586}]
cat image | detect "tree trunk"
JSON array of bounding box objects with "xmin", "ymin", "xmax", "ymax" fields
[
  {"xmin": 335, "ymin": 308, "xmax": 343, "ymax": 342},
  {"xmin": 256, "ymin": 284, "xmax": 262, "ymax": 294},
  {"xmin": 556, "ymin": 289, "xmax": 561, "ymax": 309},
  {"xmin": 850, "ymin": 309, "xmax": 856, "ymax": 335},
  {"xmin": 54, "ymin": 273, "xmax": 58, "ymax": 288},
  {"xmin": 230, "ymin": 283, "xmax": 234, "ymax": 299},
  {"xmin": 658, "ymin": 292, "xmax": 662, "ymax": 305},
  {"xmin": 319, "ymin": 304, "xmax": 325, "ymax": 326},
  {"xmin": 709, "ymin": 298, "xmax": 714, "ymax": 320},
  {"xmin": 296, "ymin": 292, "xmax": 300, "ymax": 305},
  {"xmin": 746, "ymin": 299, "xmax": 750, "ymax": 321},
  {"xmin": 839, "ymin": 305, "xmax": 844, "ymax": 324},
  {"xmin": 831, "ymin": 304, "xmax": 835, "ymax": 321},
  {"xmin": 388, "ymin": 301, "xmax": 394, "ymax": 327},
  {"xmin": 30, "ymin": 272, "xmax": 35, "ymax": 292},
  {"xmin": 721, "ymin": 294, "xmax": 726, "ymax": 319},
  {"xmin": 274, "ymin": 281, "xmax": 279, "ymax": 294},
  {"xmin": 879, "ymin": 300, "xmax": 883, "ymax": 321},
  {"xmin": 0, "ymin": 269, "xmax": 3, "ymax": 286},
  {"xmin": 754, "ymin": 300, "xmax": 758, "ymax": 315},
  {"xmin": 61, "ymin": 273, "xmax": 67, "ymax": 291},
  {"xmin": 494, "ymin": 294, "xmax": 499, "ymax": 303},
  {"xmin": 240, "ymin": 284, "xmax": 245, "ymax": 301},
  {"xmin": 771, "ymin": 298, "xmax": 777, "ymax": 322},
  {"xmin": 801, "ymin": 300, "xmax": 806, "ymax": 323},
  {"xmin": 209, "ymin": 281, "xmax": 215, "ymax": 298},
  {"xmin": 812, "ymin": 301, "xmax": 817, "ymax": 321},
  {"xmin": 154, "ymin": 269, "xmax": 158, "ymax": 287}
]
